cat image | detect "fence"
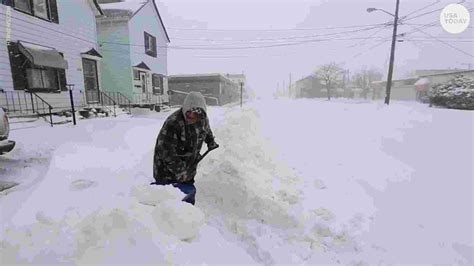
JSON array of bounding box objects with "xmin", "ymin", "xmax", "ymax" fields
[
  {"xmin": 0, "ymin": 88, "xmax": 134, "ymax": 126},
  {"xmin": 132, "ymin": 92, "xmax": 165, "ymax": 107}
]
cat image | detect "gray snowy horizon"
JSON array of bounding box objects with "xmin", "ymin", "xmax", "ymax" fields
[{"xmin": 151, "ymin": 0, "xmax": 473, "ymax": 97}]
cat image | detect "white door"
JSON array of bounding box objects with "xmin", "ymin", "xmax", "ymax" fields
[{"xmin": 139, "ymin": 72, "xmax": 149, "ymax": 102}]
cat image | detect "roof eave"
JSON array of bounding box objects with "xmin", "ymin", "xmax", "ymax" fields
[
  {"xmin": 92, "ymin": 0, "xmax": 104, "ymax": 16},
  {"xmin": 151, "ymin": 0, "xmax": 171, "ymax": 43}
]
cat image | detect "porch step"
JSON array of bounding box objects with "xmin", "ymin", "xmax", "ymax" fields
[
  {"xmin": 9, "ymin": 116, "xmax": 40, "ymax": 123},
  {"xmin": 7, "ymin": 113, "xmax": 40, "ymax": 119}
]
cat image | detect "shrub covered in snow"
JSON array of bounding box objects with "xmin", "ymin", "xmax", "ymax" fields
[{"xmin": 428, "ymin": 76, "xmax": 474, "ymax": 110}]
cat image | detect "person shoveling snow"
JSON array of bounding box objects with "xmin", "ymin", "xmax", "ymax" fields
[{"xmin": 151, "ymin": 91, "xmax": 219, "ymax": 205}]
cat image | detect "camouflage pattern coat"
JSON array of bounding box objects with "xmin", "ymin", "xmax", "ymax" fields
[{"xmin": 153, "ymin": 108, "xmax": 215, "ymax": 184}]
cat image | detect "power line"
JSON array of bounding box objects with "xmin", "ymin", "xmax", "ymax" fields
[
  {"xmin": 166, "ymin": 36, "xmax": 401, "ymax": 50},
  {"xmin": 0, "ymin": 11, "xmax": 99, "ymax": 47},
  {"xmin": 346, "ymin": 26, "xmax": 391, "ymax": 48},
  {"xmin": 400, "ymin": 0, "xmax": 468, "ymax": 23},
  {"xmin": 401, "ymin": 0, "xmax": 442, "ymax": 19},
  {"xmin": 169, "ymin": 24, "xmax": 389, "ymax": 44},
  {"xmin": 0, "ymin": 11, "xmax": 389, "ymax": 51},
  {"xmin": 400, "ymin": 21, "xmax": 438, "ymax": 37},
  {"xmin": 166, "ymin": 23, "xmax": 392, "ymax": 32},
  {"xmin": 409, "ymin": 26, "xmax": 474, "ymax": 57},
  {"xmin": 104, "ymin": 25, "xmax": 389, "ymax": 48},
  {"xmin": 351, "ymin": 39, "xmax": 391, "ymax": 59}
]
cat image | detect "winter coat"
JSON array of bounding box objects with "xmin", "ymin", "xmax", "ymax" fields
[{"xmin": 153, "ymin": 92, "xmax": 215, "ymax": 184}]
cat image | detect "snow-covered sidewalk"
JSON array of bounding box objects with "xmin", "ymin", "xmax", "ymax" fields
[{"xmin": 0, "ymin": 99, "xmax": 472, "ymax": 265}]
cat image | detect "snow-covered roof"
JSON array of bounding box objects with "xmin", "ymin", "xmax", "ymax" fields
[
  {"xmin": 100, "ymin": 0, "xmax": 148, "ymax": 17},
  {"xmin": 414, "ymin": 78, "xmax": 430, "ymax": 86},
  {"xmin": 99, "ymin": 0, "xmax": 170, "ymax": 42},
  {"xmin": 169, "ymin": 73, "xmax": 226, "ymax": 78}
]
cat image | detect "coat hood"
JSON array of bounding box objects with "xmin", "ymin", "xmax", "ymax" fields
[{"xmin": 182, "ymin": 91, "xmax": 207, "ymax": 116}]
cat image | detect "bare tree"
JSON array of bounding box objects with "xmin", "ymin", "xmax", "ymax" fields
[
  {"xmin": 315, "ymin": 62, "xmax": 344, "ymax": 100},
  {"xmin": 352, "ymin": 68, "xmax": 383, "ymax": 100}
]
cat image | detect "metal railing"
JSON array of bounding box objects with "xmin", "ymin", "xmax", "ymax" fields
[
  {"xmin": 83, "ymin": 90, "xmax": 117, "ymax": 117},
  {"xmin": 0, "ymin": 90, "xmax": 55, "ymax": 126},
  {"xmin": 0, "ymin": 87, "xmax": 136, "ymax": 127},
  {"xmin": 30, "ymin": 92, "xmax": 54, "ymax": 127},
  {"xmin": 0, "ymin": 90, "xmax": 35, "ymax": 114},
  {"xmin": 102, "ymin": 91, "xmax": 132, "ymax": 114}
]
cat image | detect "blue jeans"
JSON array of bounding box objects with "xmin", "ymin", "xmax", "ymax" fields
[{"xmin": 172, "ymin": 183, "xmax": 196, "ymax": 205}]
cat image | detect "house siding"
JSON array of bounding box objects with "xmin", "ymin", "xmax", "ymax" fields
[
  {"xmin": 0, "ymin": 1, "xmax": 100, "ymax": 92},
  {"xmin": 97, "ymin": 19, "xmax": 133, "ymax": 99},
  {"xmin": 128, "ymin": 0, "xmax": 169, "ymax": 102},
  {"xmin": 129, "ymin": 1, "xmax": 168, "ymax": 75},
  {"xmin": 1, "ymin": 1, "xmax": 101, "ymax": 110}
]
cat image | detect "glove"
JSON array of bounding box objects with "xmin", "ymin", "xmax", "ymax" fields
[{"xmin": 207, "ymin": 141, "xmax": 219, "ymax": 150}]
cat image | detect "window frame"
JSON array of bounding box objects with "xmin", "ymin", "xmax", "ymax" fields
[
  {"xmin": 32, "ymin": 0, "xmax": 50, "ymax": 20},
  {"xmin": 144, "ymin": 31, "xmax": 157, "ymax": 57},
  {"xmin": 133, "ymin": 69, "xmax": 140, "ymax": 80},
  {"xmin": 152, "ymin": 74, "xmax": 163, "ymax": 95},
  {"xmin": 8, "ymin": 0, "xmax": 59, "ymax": 23},
  {"xmin": 7, "ymin": 41, "xmax": 66, "ymax": 93},
  {"xmin": 25, "ymin": 66, "xmax": 60, "ymax": 92}
]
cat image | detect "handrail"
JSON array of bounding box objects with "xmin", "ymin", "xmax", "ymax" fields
[
  {"xmin": 0, "ymin": 90, "xmax": 35, "ymax": 114},
  {"xmin": 30, "ymin": 92, "xmax": 54, "ymax": 127},
  {"xmin": 99, "ymin": 91, "xmax": 117, "ymax": 117},
  {"xmin": 118, "ymin": 92, "xmax": 132, "ymax": 114},
  {"xmin": 103, "ymin": 91, "xmax": 132, "ymax": 115}
]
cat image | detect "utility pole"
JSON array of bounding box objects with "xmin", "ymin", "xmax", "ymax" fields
[
  {"xmin": 240, "ymin": 81, "xmax": 243, "ymax": 108},
  {"xmin": 385, "ymin": 0, "xmax": 400, "ymax": 105},
  {"xmin": 283, "ymin": 80, "xmax": 285, "ymax": 98},
  {"xmin": 289, "ymin": 73, "xmax": 292, "ymax": 98},
  {"xmin": 460, "ymin": 63, "xmax": 472, "ymax": 70}
]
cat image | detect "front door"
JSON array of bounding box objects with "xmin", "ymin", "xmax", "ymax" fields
[
  {"xmin": 140, "ymin": 72, "xmax": 149, "ymax": 102},
  {"xmin": 82, "ymin": 58, "xmax": 99, "ymax": 103}
]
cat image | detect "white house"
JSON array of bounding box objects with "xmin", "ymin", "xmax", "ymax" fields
[
  {"xmin": 0, "ymin": 0, "xmax": 104, "ymax": 115},
  {"xmin": 97, "ymin": 0, "xmax": 170, "ymax": 107}
]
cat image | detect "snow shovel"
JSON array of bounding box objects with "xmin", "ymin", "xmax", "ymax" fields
[
  {"xmin": 150, "ymin": 144, "xmax": 219, "ymax": 185},
  {"xmin": 194, "ymin": 143, "xmax": 219, "ymax": 165}
]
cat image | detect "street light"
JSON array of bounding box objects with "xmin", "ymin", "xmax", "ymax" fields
[
  {"xmin": 367, "ymin": 0, "xmax": 400, "ymax": 105},
  {"xmin": 366, "ymin": 7, "xmax": 395, "ymax": 17}
]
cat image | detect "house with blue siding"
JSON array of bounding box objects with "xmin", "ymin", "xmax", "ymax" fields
[
  {"xmin": 0, "ymin": 0, "xmax": 105, "ymax": 115},
  {"xmin": 97, "ymin": 0, "xmax": 170, "ymax": 107}
]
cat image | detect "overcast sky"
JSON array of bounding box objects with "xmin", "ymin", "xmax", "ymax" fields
[{"xmin": 154, "ymin": 0, "xmax": 473, "ymax": 97}]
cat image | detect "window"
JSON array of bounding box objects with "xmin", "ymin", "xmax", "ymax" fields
[
  {"xmin": 14, "ymin": 0, "xmax": 31, "ymax": 13},
  {"xmin": 152, "ymin": 74, "xmax": 163, "ymax": 94},
  {"xmin": 4, "ymin": 0, "xmax": 59, "ymax": 23},
  {"xmin": 26, "ymin": 67, "xmax": 59, "ymax": 91},
  {"xmin": 144, "ymin": 32, "xmax": 157, "ymax": 57},
  {"xmin": 32, "ymin": 0, "xmax": 48, "ymax": 20},
  {"xmin": 133, "ymin": 69, "xmax": 140, "ymax": 80},
  {"xmin": 7, "ymin": 42, "xmax": 67, "ymax": 92}
]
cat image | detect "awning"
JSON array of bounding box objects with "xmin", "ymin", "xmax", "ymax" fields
[
  {"xmin": 415, "ymin": 78, "xmax": 430, "ymax": 92},
  {"xmin": 18, "ymin": 41, "xmax": 68, "ymax": 69},
  {"xmin": 133, "ymin": 61, "xmax": 151, "ymax": 70},
  {"xmin": 414, "ymin": 78, "xmax": 430, "ymax": 86},
  {"xmin": 81, "ymin": 48, "xmax": 103, "ymax": 58}
]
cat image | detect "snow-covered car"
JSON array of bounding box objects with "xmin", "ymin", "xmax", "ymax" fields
[{"xmin": 0, "ymin": 106, "xmax": 15, "ymax": 154}]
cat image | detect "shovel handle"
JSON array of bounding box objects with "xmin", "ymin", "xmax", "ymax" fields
[{"xmin": 196, "ymin": 144, "xmax": 219, "ymax": 164}]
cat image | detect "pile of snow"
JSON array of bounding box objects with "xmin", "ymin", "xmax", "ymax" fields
[
  {"xmin": 1, "ymin": 112, "xmax": 258, "ymax": 265},
  {"xmin": 1, "ymin": 99, "xmax": 472, "ymax": 265}
]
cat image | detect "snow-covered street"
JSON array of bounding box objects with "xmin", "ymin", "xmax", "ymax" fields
[{"xmin": 1, "ymin": 99, "xmax": 472, "ymax": 265}]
